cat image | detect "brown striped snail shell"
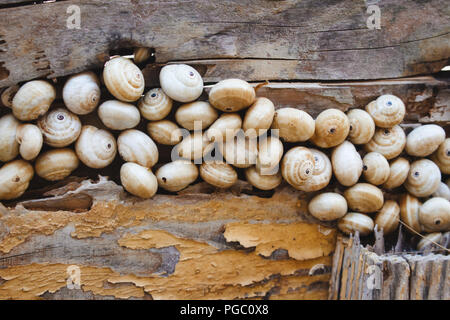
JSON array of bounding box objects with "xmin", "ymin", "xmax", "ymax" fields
[
  {"xmin": 1, "ymin": 85, "xmax": 19, "ymax": 108},
  {"xmin": 364, "ymin": 125, "xmax": 406, "ymax": 160},
  {"xmin": 175, "ymin": 101, "xmax": 218, "ymax": 131},
  {"xmin": 12, "ymin": 80, "xmax": 56, "ymax": 121},
  {"xmin": 256, "ymin": 136, "xmax": 283, "ymax": 175},
  {"xmin": 243, "ymin": 97, "xmax": 275, "ymax": 138},
  {"xmin": 222, "ymin": 135, "xmax": 258, "ymax": 168},
  {"xmin": 156, "ymin": 160, "xmax": 199, "ymax": 192},
  {"xmin": 419, "ymin": 197, "xmax": 450, "ymax": 232},
  {"xmin": 35, "ymin": 149, "xmax": 79, "ymax": 181},
  {"xmin": 382, "ymin": 157, "xmax": 410, "ymax": 190},
  {"xmin": 118, "ymin": 129, "xmax": 158, "ymax": 168},
  {"xmin": 310, "ymin": 109, "xmax": 350, "ymax": 148},
  {"xmin": 98, "ymin": 100, "xmax": 141, "ymax": 130},
  {"xmin": 346, "ymin": 109, "xmax": 375, "ymax": 144},
  {"xmin": 0, "ymin": 159, "xmax": 34, "ymax": 200},
  {"xmin": 103, "ymin": 57, "xmax": 144, "ymax": 102},
  {"xmin": 431, "ymin": 138, "xmax": 450, "ymax": 174},
  {"xmin": 365, "ymin": 94, "xmax": 405, "ymax": 128},
  {"xmin": 75, "ymin": 125, "xmax": 117, "ymax": 169},
  {"xmin": 362, "ymin": 152, "xmax": 390, "ymax": 186},
  {"xmin": 244, "ymin": 166, "xmax": 282, "ymax": 191},
  {"xmin": 374, "ymin": 200, "xmax": 400, "ymax": 235},
  {"xmin": 208, "ymin": 79, "xmax": 255, "ymax": 112},
  {"xmin": 15, "ymin": 124, "xmax": 43, "ymax": 161},
  {"xmin": 0, "ymin": 113, "xmax": 20, "ymax": 162},
  {"xmin": 331, "ymin": 141, "xmax": 363, "ymax": 187},
  {"xmin": 433, "ymin": 182, "xmax": 450, "ymax": 201},
  {"xmin": 405, "ymin": 124, "xmax": 445, "ymax": 157},
  {"xmin": 417, "ymin": 233, "xmax": 443, "ymax": 251},
  {"xmin": 120, "ymin": 162, "xmax": 158, "ymax": 199},
  {"xmin": 62, "ymin": 71, "xmax": 101, "ymax": 115},
  {"xmin": 281, "ymin": 146, "xmax": 315, "ymax": 191},
  {"xmin": 138, "ymin": 88, "xmax": 173, "ymax": 121},
  {"xmin": 308, "ymin": 192, "xmax": 348, "ymax": 221},
  {"xmin": 271, "ymin": 107, "xmax": 315, "ymax": 142},
  {"xmin": 205, "ymin": 113, "xmax": 242, "ymax": 143},
  {"xmin": 200, "ymin": 161, "xmax": 238, "ymax": 189},
  {"xmin": 338, "ymin": 212, "xmax": 374, "ymax": 236},
  {"xmin": 147, "ymin": 120, "xmax": 183, "ymax": 146},
  {"xmin": 159, "ymin": 64, "xmax": 203, "ymax": 102},
  {"xmin": 301, "ymin": 149, "xmax": 332, "ymax": 192},
  {"xmin": 38, "ymin": 108, "xmax": 82, "ymax": 147},
  {"xmin": 399, "ymin": 193, "xmax": 422, "ymax": 233},
  {"xmin": 133, "ymin": 47, "xmax": 152, "ymax": 64},
  {"xmin": 344, "ymin": 183, "xmax": 384, "ymax": 213},
  {"xmin": 404, "ymin": 159, "xmax": 441, "ymax": 198}
]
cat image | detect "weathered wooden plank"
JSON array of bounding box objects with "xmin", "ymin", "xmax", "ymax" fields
[{"xmin": 0, "ymin": 0, "xmax": 449, "ymax": 88}]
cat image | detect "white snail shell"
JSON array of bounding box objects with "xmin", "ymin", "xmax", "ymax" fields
[
  {"xmin": 138, "ymin": 88, "xmax": 173, "ymax": 121},
  {"xmin": 374, "ymin": 200, "xmax": 400, "ymax": 235},
  {"xmin": 156, "ymin": 160, "xmax": 199, "ymax": 192},
  {"xmin": 159, "ymin": 64, "xmax": 203, "ymax": 102},
  {"xmin": 419, "ymin": 197, "xmax": 450, "ymax": 232},
  {"xmin": 118, "ymin": 129, "xmax": 158, "ymax": 168},
  {"xmin": 98, "ymin": 100, "xmax": 141, "ymax": 130},
  {"xmin": 205, "ymin": 113, "xmax": 242, "ymax": 143},
  {"xmin": 405, "ymin": 159, "xmax": 441, "ymax": 198},
  {"xmin": 332, "ymin": 141, "xmax": 363, "ymax": 187},
  {"xmin": 256, "ymin": 136, "xmax": 283, "ymax": 175},
  {"xmin": 147, "ymin": 120, "xmax": 183, "ymax": 146},
  {"xmin": 35, "ymin": 148, "xmax": 79, "ymax": 181},
  {"xmin": 1, "ymin": 85, "xmax": 19, "ymax": 108},
  {"xmin": 344, "ymin": 183, "xmax": 384, "ymax": 213},
  {"xmin": 365, "ymin": 94, "xmax": 405, "ymax": 128},
  {"xmin": 338, "ymin": 212, "xmax": 374, "ymax": 236},
  {"xmin": 362, "ymin": 152, "xmax": 390, "ymax": 186},
  {"xmin": 0, "ymin": 160, "xmax": 34, "ymax": 200},
  {"xmin": 0, "ymin": 113, "xmax": 20, "ymax": 162},
  {"xmin": 63, "ymin": 71, "xmax": 101, "ymax": 115},
  {"xmin": 200, "ymin": 161, "xmax": 238, "ymax": 189},
  {"xmin": 431, "ymin": 138, "xmax": 450, "ymax": 174},
  {"xmin": 271, "ymin": 107, "xmax": 315, "ymax": 143},
  {"xmin": 308, "ymin": 192, "xmax": 348, "ymax": 221},
  {"xmin": 300, "ymin": 149, "xmax": 332, "ymax": 192},
  {"xmin": 347, "ymin": 109, "xmax": 375, "ymax": 144},
  {"xmin": 243, "ymin": 97, "xmax": 275, "ymax": 138},
  {"xmin": 120, "ymin": 162, "xmax": 158, "ymax": 199},
  {"xmin": 175, "ymin": 101, "xmax": 218, "ymax": 131},
  {"xmin": 399, "ymin": 193, "xmax": 422, "ymax": 233},
  {"xmin": 244, "ymin": 166, "xmax": 282, "ymax": 191},
  {"xmin": 222, "ymin": 135, "xmax": 258, "ymax": 168},
  {"xmin": 433, "ymin": 182, "xmax": 450, "ymax": 201},
  {"xmin": 15, "ymin": 124, "xmax": 43, "ymax": 160},
  {"xmin": 281, "ymin": 146, "xmax": 315, "ymax": 191},
  {"xmin": 405, "ymin": 124, "xmax": 445, "ymax": 157},
  {"xmin": 208, "ymin": 79, "xmax": 255, "ymax": 112},
  {"xmin": 417, "ymin": 232, "xmax": 443, "ymax": 251},
  {"xmin": 75, "ymin": 125, "xmax": 117, "ymax": 169},
  {"xmin": 382, "ymin": 157, "xmax": 410, "ymax": 190},
  {"xmin": 12, "ymin": 80, "xmax": 56, "ymax": 121},
  {"xmin": 38, "ymin": 107, "xmax": 82, "ymax": 147},
  {"xmin": 364, "ymin": 125, "xmax": 406, "ymax": 160},
  {"xmin": 103, "ymin": 57, "xmax": 144, "ymax": 102},
  {"xmin": 310, "ymin": 109, "xmax": 350, "ymax": 148},
  {"xmin": 176, "ymin": 132, "xmax": 210, "ymax": 161}
]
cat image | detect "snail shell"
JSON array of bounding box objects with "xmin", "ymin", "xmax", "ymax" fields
[
  {"xmin": 399, "ymin": 193, "xmax": 422, "ymax": 233},
  {"xmin": 75, "ymin": 125, "xmax": 117, "ymax": 169},
  {"xmin": 120, "ymin": 162, "xmax": 158, "ymax": 199},
  {"xmin": 175, "ymin": 101, "xmax": 218, "ymax": 131},
  {"xmin": 200, "ymin": 161, "xmax": 238, "ymax": 188},
  {"xmin": 12, "ymin": 80, "xmax": 56, "ymax": 121},
  {"xmin": 0, "ymin": 114, "xmax": 20, "ymax": 162},
  {"xmin": 433, "ymin": 182, "xmax": 450, "ymax": 201},
  {"xmin": 176, "ymin": 132, "xmax": 210, "ymax": 161},
  {"xmin": 310, "ymin": 109, "xmax": 350, "ymax": 148},
  {"xmin": 222, "ymin": 135, "xmax": 258, "ymax": 168},
  {"xmin": 338, "ymin": 212, "xmax": 374, "ymax": 236},
  {"xmin": 256, "ymin": 136, "xmax": 283, "ymax": 175},
  {"xmin": 431, "ymin": 138, "xmax": 450, "ymax": 174},
  {"xmin": 208, "ymin": 79, "xmax": 255, "ymax": 112},
  {"xmin": 38, "ymin": 107, "xmax": 82, "ymax": 147},
  {"xmin": 35, "ymin": 149, "xmax": 79, "ymax": 181},
  {"xmin": 300, "ymin": 149, "xmax": 332, "ymax": 192},
  {"xmin": 98, "ymin": 100, "xmax": 141, "ymax": 130},
  {"xmin": 243, "ymin": 97, "xmax": 275, "ymax": 138},
  {"xmin": 156, "ymin": 160, "xmax": 199, "ymax": 192},
  {"xmin": 133, "ymin": 47, "xmax": 152, "ymax": 64},
  {"xmin": 0, "ymin": 160, "xmax": 34, "ymax": 200},
  {"xmin": 118, "ymin": 129, "xmax": 158, "ymax": 168},
  {"xmin": 364, "ymin": 125, "xmax": 406, "ymax": 160},
  {"xmin": 346, "ymin": 109, "xmax": 375, "ymax": 144},
  {"xmin": 15, "ymin": 124, "xmax": 43, "ymax": 160},
  {"xmin": 62, "ymin": 71, "xmax": 101, "ymax": 115},
  {"xmin": 244, "ymin": 166, "xmax": 282, "ymax": 191},
  {"xmin": 308, "ymin": 193, "xmax": 348, "ymax": 221},
  {"xmin": 417, "ymin": 233, "xmax": 443, "ymax": 251},
  {"xmin": 147, "ymin": 120, "xmax": 183, "ymax": 146},
  {"xmin": 103, "ymin": 57, "xmax": 144, "ymax": 102},
  {"xmin": 406, "ymin": 124, "xmax": 445, "ymax": 157},
  {"xmin": 362, "ymin": 152, "xmax": 390, "ymax": 186},
  {"xmin": 205, "ymin": 113, "xmax": 242, "ymax": 143},
  {"xmin": 159, "ymin": 64, "xmax": 203, "ymax": 102},
  {"xmin": 1, "ymin": 85, "xmax": 19, "ymax": 108},
  {"xmin": 374, "ymin": 200, "xmax": 400, "ymax": 235},
  {"xmin": 138, "ymin": 88, "xmax": 173, "ymax": 121},
  {"xmin": 331, "ymin": 141, "xmax": 363, "ymax": 187},
  {"xmin": 382, "ymin": 157, "xmax": 410, "ymax": 190},
  {"xmin": 404, "ymin": 159, "xmax": 441, "ymax": 197},
  {"xmin": 344, "ymin": 183, "xmax": 384, "ymax": 213},
  {"xmin": 281, "ymin": 147, "xmax": 315, "ymax": 191},
  {"xmin": 419, "ymin": 197, "xmax": 450, "ymax": 232},
  {"xmin": 365, "ymin": 94, "xmax": 405, "ymax": 128},
  {"xmin": 271, "ymin": 108, "xmax": 315, "ymax": 142}
]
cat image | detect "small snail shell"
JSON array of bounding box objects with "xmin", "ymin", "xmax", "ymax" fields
[
  {"xmin": 300, "ymin": 149, "xmax": 332, "ymax": 192},
  {"xmin": 12, "ymin": 80, "xmax": 56, "ymax": 121},
  {"xmin": 399, "ymin": 193, "xmax": 422, "ymax": 233},
  {"xmin": 310, "ymin": 109, "xmax": 350, "ymax": 148},
  {"xmin": 37, "ymin": 108, "xmax": 82, "ymax": 147},
  {"xmin": 365, "ymin": 94, "xmax": 405, "ymax": 128},
  {"xmin": 98, "ymin": 100, "xmax": 140, "ymax": 130},
  {"xmin": 103, "ymin": 57, "xmax": 144, "ymax": 102},
  {"xmin": 243, "ymin": 97, "xmax": 275, "ymax": 138},
  {"xmin": 431, "ymin": 138, "xmax": 450, "ymax": 174},
  {"xmin": 346, "ymin": 109, "xmax": 375, "ymax": 144},
  {"xmin": 404, "ymin": 159, "xmax": 441, "ymax": 197},
  {"xmin": 1, "ymin": 85, "xmax": 19, "ymax": 108},
  {"xmin": 159, "ymin": 64, "xmax": 203, "ymax": 102},
  {"xmin": 362, "ymin": 152, "xmax": 390, "ymax": 186},
  {"xmin": 419, "ymin": 197, "xmax": 450, "ymax": 232},
  {"xmin": 281, "ymin": 146, "xmax": 315, "ymax": 191},
  {"xmin": 374, "ymin": 200, "xmax": 400, "ymax": 235},
  {"xmin": 176, "ymin": 132, "xmax": 209, "ymax": 161},
  {"xmin": 256, "ymin": 136, "xmax": 283, "ymax": 175},
  {"xmin": 0, "ymin": 160, "xmax": 34, "ymax": 200},
  {"xmin": 205, "ymin": 113, "xmax": 242, "ymax": 143},
  {"xmin": 175, "ymin": 101, "xmax": 218, "ymax": 130},
  {"xmin": 62, "ymin": 71, "xmax": 101, "ymax": 115},
  {"xmin": 344, "ymin": 183, "xmax": 384, "ymax": 213},
  {"xmin": 15, "ymin": 124, "xmax": 43, "ymax": 160},
  {"xmin": 118, "ymin": 129, "xmax": 158, "ymax": 168},
  {"xmin": 338, "ymin": 212, "xmax": 374, "ymax": 236},
  {"xmin": 133, "ymin": 47, "xmax": 152, "ymax": 64},
  {"xmin": 156, "ymin": 160, "xmax": 199, "ymax": 192},
  {"xmin": 75, "ymin": 125, "xmax": 117, "ymax": 169},
  {"xmin": 244, "ymin": 166, "xmax": 282, "ymax": 190},
  {"xmin": 433, "ymin": 182, "xmax": 450, "ymax": 201},
  {"xmin": 417, "ymin": 233, "xmax": 443, "ymax": 251},
  {"xmin": 138, "ymin": 88, "xmax": 173, "ymax": 121},
  {"xmin": 364, "ymin": 125, "xmax": 406, "ymax": 160},
  {"xmin": 331, "ymin": 141, "xmax": 363, "ymax": 187},
  {"xmin": 35, "ymin": 149, "xmax": 79, "ymax": 181},
  {"xmin": 382, "ymin": 157, "xmax": 410, "ymax": 190},
  {"xmin": 222, "ymin": 135, "xmax": 258, "ymax": 168},
  {"xmin": 200, "ymin": 161, "xmax": 238, "ymax": 188},
  {"xmin": 208, "ymin": 79, "xmax": 255, "ymax": 112},
  {"xmin": 405, "ymin": 124, "xmax": 445, "ymax": 157},
  {"xmin": 271, "ymin": 108, "xmax": 315, "ymax": 142},
  {"xmin": 120, "ymin": 162, "xmax": 158, "ymax": 199},
  {"xmin": 0, "ymin": 114, "xmax": 20, "ymax": 162},
  {"xmin": 308, "ymin": 193, "xmax": 348, "ymax": 221},
  {"xmin": 147, "ymin": 120, "xmax": 183, "ymax": 145}
]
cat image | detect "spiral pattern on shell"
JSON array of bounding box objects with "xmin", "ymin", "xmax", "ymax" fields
[
  {"xmin": 1, "ymin": 85, "xmax": 19, "ymax": 108},
  {"xmin": 347, "ymin": 109, "xmax": 375, "ymax": 144},
  {"xmin": 310, "ymin": 109, "xmax": 350, "ymax": 148},
  {"xmin": 344, "ymin": 183, "xmax": 384, "ymax": 213},
  {"xmin": 0, "ymin": 113, "xmax": 20, "ymax": 162},
  {"xmin": 35, "ymin": 148, "xmax": 79, "ymax": 181},
  {"xmin": 38, "ymin": 108, "xmax": 82, "ymax": 147},
  {"xmin": 138, "ymin": 88, "xmax": 173, "ymax": 121},
  {"xmin": 366, "ymin": 94, "xmax": 405, "ymax": 128},
  {"xmin": 75, "ymin": 125, "xmax": 117, "ymax": 169},
  {"xmin": 245, "ymin": 166, "xmax": 282, "ymax": 191},
  {"xmin": 208, "ymin": 79, "xmax": 255, "ymax": 112},
  {"xmin": 271, "ymin": 108, "xmax": 315, "ymax": 143},
  {"xmin": 338, "ymin": 212, "xmax": 374, "ymax": 236},
  {"xmin": 12, "ymin": 80, "xmax": 56, "ymax": 121},
  {"xmin": 281, "ymin": 147, "xmax": 315, "ymax": 190},
  {"xmin": 222, "ymin": 135, "xmax": 258, "ymax": 168},
  {"xmin": 362, "ymin": 152, "xmax": 390, "ymax": 186},
  {"xmin": 159, "ymin": 64, "xmax": 203, "ymax": 103},
  {"xmin": 419, "ymin": 197, "xmax": 450, "ymax": 232},
  {"xmin": 399, "ymin": 193, "xmax": 422, "ymax": 233},
  {"xmin": 118, "ymin": 129, "xmax": 158, "ymax": 168},
  {"xmin": 431, "ymin": 138, "xmax": 450, "ymax": 174},
  {"xmin": 382, "ymin": 157, "xmax": 410, "ymax": 190},
  {"xmin": 200, "ymin": 161, "xmax": 238, "ymax": 189},
  {"xmin": 301, "ymin": 149, "xmax": 332, "ymax": 192},
  {"xmin": 374, "ymin": 200, "xmax": 400, "ymax": 235},
  {"xmin": 404, "ymin": 159, "xmax": 441, "ymax": 198},
  {"xmin": 120, "ymin": 162, "xmax": 158, "ymax": 199},
  {"xmin": 364, "ymin": 125, "xmax": 406, "ymax": 160},
  {"xmin": 63, "ymin": 71, "xmax": 101, "ymax": 115}
]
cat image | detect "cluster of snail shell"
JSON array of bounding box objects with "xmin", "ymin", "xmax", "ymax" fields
[{"xmin": 0, "ymin": 54, "xmax": 449, "ymax": 250}]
